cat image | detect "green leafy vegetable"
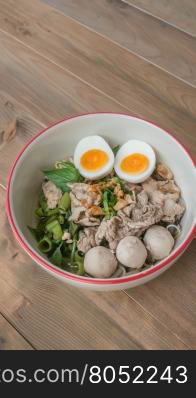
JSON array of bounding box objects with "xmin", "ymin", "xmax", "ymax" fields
[
  {"xmin": 58, "ymin": 215, "xmax": 64, "ymax": 224},
  {"xmin": 35, "ymin": 207, "xmax": 45, "ymax": 217},
  {"xmin": 39, "ymin": 193, "xmax": 48, "ymax": 211},
  {"xmin": 75, "ymin": 251, "xmax": 84, "ymax": 275},
  {"xmin": 28, "ymin": 226, "xmax": 39, "ymax": 241},
  {"xmin": 102, "ymin": 190, "xmax": 109, "ymax": 215},
  {"xmin": 108, "ymin": 191, "xmax": 117, "ymax": 207},
  {"xmin": 46, "ymin": 208, "xmax": 60, "ymax": 216},
  {"xmin": 58, "ymin": 192, "xmax": 71, "ymax": 211},
  {"xmin": 46, "ymin": 219, "xmax": 63, "ymax": 240},
  {"xmin": 46, "ymin": 215, "xmax": 58, "ymax": 226},
  {"xmin": 38, "ymin": 236, "xmax": 52, "ymax": 253},
  {"xmin": 36, "ymin": 192, "xmax": 60, "ymax": 217},
  {"xmin": 70, "ymin": 240, "xmax": 77, "ymax": 265},
  {"xmin": 69, "ymin": 222, "xmax": 80, "ymax": 239},
  {"xmin": 102, "ymin": 189, "xmax": 117, "ymax": 219},
  {"xmin": 50, "ymin": 243, "xmax": 63, "ymax": 266},
  {"xmin": 45, "ymin": 219, "xmax": 58, "ymax": 231},
  {"xmin": 112, "ymin": 176, "xmax": 129, "ymax": 193},
  {"xmin": 33, "ymin": 219, "xmax": 48, "ymax": 241},
  {"xmin": 112, "ymin": 145, "xmax": 120, "ymax": 155},
  {"xmin": 36, "ymin": 207, "xmax": 60, "ymax": 217},
  {"xmin": 63, "ymin": 244, "xmax": 84, "ymax": 275},
  {"xmin": 43, "ymin": 162, "xmax": 84, "ymax": 192}
]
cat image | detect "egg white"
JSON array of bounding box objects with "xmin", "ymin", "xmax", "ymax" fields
[
  {"xmin": 114, "ymin": 140, "xmax": 156, "ymax": 183},
  {"xmin": 74, "ymin": 135, "xmax": 114, "ymax": 180}
]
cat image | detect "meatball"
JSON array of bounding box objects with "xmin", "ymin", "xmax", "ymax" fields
[
  {"xmin": 84, "ymin": 246, "xmax": 118, "ymax": 278},
  {"xmin": 116, "ymin": 236, "xmax": 147, "ymax": 269},
  {"xmin": 143, "ymin": 225, "xmax": 174, "ymax": 261}
]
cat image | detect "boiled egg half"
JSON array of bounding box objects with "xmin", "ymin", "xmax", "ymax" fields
[
  {"xmin": 74, "ymin": 135, "xmax": 114, "ymax": 180},
  {"xmin": 114, "ymin": 140, "xmax": 156, "ymax": 183}
]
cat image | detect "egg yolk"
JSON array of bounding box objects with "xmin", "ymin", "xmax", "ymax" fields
[
  {"xmin": 80, "ymin": 149, "xmax": 109, "ymax": 171},
  {"xmin": 120, "ymin": 153, "xmax": 149, "ymax": 174}
]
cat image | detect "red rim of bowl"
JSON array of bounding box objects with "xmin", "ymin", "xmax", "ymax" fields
[{"xmin": 6, "ymin": 113, "xmax": 196, "ymax": 285}]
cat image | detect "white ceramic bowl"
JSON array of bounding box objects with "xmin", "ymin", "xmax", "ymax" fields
[{"xmin": 6, "ymin": 113, "xmax": 196, "ymax": 291}]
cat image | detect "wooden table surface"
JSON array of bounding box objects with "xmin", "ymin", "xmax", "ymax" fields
[{"xmin": 0, "ymin": 0, "xmax": 196, "ymax": 350}]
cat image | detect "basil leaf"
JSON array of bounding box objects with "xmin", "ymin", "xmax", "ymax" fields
[
  {"xmin": 43, "ymin": 162, "xmax": 84, "ymax": 192},
  {"xmin": 112, "ymin": 145, "xmax": 120, "ymax": 155},
  {"xmin": 50, "ymin": 243, "xmax": 63, "ymax": 266}
]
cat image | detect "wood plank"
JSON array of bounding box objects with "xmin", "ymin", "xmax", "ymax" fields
[
  {"xmin": 126, "ymin": 239, "xmax": 196, "ymax": 348},
  {"xmin": 0, "ymin": 35, "xmax": 127, "ymax": 128},
  {"xmin": 41, "ymin": 0, "xmax": 196, "ymax": 85},
  {"xmin": 127, "ymin": 0, "xmax": 196, "ymax": 37},
  {"xmin": 0, "ymin": 4, "xmax": 196, "ymax": 155},
  {"xmin": 0, "ymin": 313, "xmax": 33, "ymax": 350},
  {"xmin": 0, "ymin": 188, "xmax": 187, "ymax": 349},
  {"xmin": 0, "ymin": 92, "xmax": 44, "ymax": 186}
]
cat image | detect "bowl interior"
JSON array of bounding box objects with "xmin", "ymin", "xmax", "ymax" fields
[{"xmin": 9, "ymin": 114, "xmax": 196, "ymax": 279}]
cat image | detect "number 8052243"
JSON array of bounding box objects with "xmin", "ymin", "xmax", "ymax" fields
[{"xmin": 89, "ymin": 365, "xmax": 188, "ymax": 384}]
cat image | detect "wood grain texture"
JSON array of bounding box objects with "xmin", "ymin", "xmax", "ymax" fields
[
  {"xmin": 127, "ymin": 0, "xmax": 196, "ymax": 36},
  {"xmin": 0, "ymin": 189, "xmax": 187, "ymax": 349},
  {"xmin": 0, "ymin": 2, "xmax": 196, "ymax": 155},
  {"xmin": 0, "ymin": 92, "xmax": 44, "ymax": 186},
  {"xmin": 126, "ymin": 239, "xmax": 196, "ymax": 348},
  {"xmin": 0, "ymin": 34, "xmax": 129, "ymax": 185},
  {"xmin": 0, "ymin": 35, "xmax": 128, "ymax": 127},
  {"xmin": 0, "ymin": 313, "xmax": 33, "ymax": 350},
  {"xmin": 41, "ymin": 0, "xmax": 196, "ymax": 85}
]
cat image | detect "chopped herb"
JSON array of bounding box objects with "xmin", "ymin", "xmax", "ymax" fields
[
  {"xmin": 50, "ymin": 243, "xmax": 63, "ymax": 266},
  {"xmin": 69, "ymin": 222, "xmax": 80, "ymax": 239},
  {"xmin": 46, "ymin": 219, "xmax": 63, "ymax": 240},
  {"xmin": 38, "ymin": 236, "xmax": 53, "ymax": 253},
  {"xmin": 43, "ymin": 162, "xmax": 84, "ymax": 192},
  {"xmin": 102, "ymin": 189, "xmax": 117, "ymax": 219},
  {"xmin": 70, "ymin": 240, "xmax": 77, "ymax": 265},
  {"xmin": 58, "ymin": 215, "xmax": 65, "ymax": 224},
  {"xmin": 112, "ymin": 145, "xmax": 120, "ymax": 155},
  {"xmin": 58, "ymin": 192, "xmax": 71, "ymax": 211},
  {"xmin": 75, "ymin": 251, "xmax": 84, "ymax": 275}
]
